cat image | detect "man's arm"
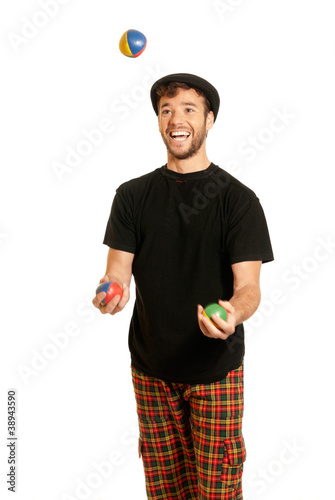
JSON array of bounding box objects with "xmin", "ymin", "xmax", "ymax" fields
[
  {"xmin": 92, "ymin": 248, "xmax": 135, "ymax": 315},
  {"xmin": 197, "ymin": 260, "xmax": 262, "ymax": 340}
]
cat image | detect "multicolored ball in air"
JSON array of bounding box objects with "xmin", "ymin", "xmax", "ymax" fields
[
  {"xmin": 202, "ymin": 303, "xmax": 227, "ymax": 328},
  {"xmin": 119, "ymin": 29, "xmax": 147, "ymax": 58},
  {"xmin": 96, "ymin": 281, "xmax": 123, "ymax": 305}
]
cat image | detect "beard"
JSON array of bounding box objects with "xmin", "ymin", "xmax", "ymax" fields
[{"xmin": 161, "ymin": 122, "xmax": 208, "ymax": 160}]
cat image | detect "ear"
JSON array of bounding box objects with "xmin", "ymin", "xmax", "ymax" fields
[{"xmin": 206, "ymin": 111, "xmax": 214, "ymax": 131}]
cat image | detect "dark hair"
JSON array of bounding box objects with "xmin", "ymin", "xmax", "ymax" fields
[{"xmin": 155, "ymin": 82, "xmax": 212, "ymax": 116}]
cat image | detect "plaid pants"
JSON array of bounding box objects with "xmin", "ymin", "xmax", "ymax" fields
[{"xmin": 131, "ymin": 365, "xmax": 246, "ymax": 500}]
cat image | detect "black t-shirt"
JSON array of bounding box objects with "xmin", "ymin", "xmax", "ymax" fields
[{"xmin": 103, "ymin": 163, "xmax": 274, "ymax": 384}]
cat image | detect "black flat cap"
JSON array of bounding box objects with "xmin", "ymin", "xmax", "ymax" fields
[{"xmin": 150, "ymin": 73, "xmax": 220, "ymax": 122}]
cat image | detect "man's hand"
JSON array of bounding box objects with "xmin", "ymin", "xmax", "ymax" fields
[
  {"xmin": 197, "ymin": 300, "xmax": 237, "ymax": 340},
  {"xmin": 92, "ymin": 248, "xmax": 134, "ymax": 316},
  {"xmin": 92, "ymin": 275, "xmax": 130, "ymax": 316}
]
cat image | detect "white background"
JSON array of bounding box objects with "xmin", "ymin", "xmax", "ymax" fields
[{"xmin": 1, "ymin": 1, "xmax": 334, "ymax": 499}]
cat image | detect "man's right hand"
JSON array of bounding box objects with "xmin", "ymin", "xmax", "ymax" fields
[{"xmin": 92, "ymin": 275, "xmax": 130, "ymax": 315}]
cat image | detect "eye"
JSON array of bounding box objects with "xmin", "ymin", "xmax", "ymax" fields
[
  {"xmin": 161, "ymin": 109, "xmax": 171, "ymax": 115},
  {"xmin": 186, "ymin": 108, "xmax": 195, "ymax": 113}
]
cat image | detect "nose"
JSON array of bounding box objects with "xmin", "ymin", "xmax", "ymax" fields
[{"xmin": 168, "ymin": 109, "xmax": 185, "ymax": 126}]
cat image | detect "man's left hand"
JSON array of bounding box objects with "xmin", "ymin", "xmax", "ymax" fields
[{"xmin": 197, "ymin": 300, "xmax": 237, "ymax": 340}]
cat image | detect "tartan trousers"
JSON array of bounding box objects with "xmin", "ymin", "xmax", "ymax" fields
[{"xmin": 131, "ymin": 364, "xmax": 246, "ymax": 500}]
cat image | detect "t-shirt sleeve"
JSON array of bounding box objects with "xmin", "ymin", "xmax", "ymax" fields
[
  {"xmin": 103, "ymin": 188, "xmax": 137, "ymax": 254},
  {"xmin": 226, "ymin": 197, "xmax": 274, "ymax": 264}
]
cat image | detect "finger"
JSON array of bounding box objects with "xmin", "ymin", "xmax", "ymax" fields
[
  {"xmin": 218, "ymin": 300, "xmax": 234, "ymax": 315},
  {"xmin": 92, "ymin": 291, "xmax": 107, "ymax": 308},
  {"xmin": 197, "ymin": 304, "xmax": 204, "ymax": 322},
  {"xmin": 200, "ymin": 314, "xmax": 229, "ymax": 340},
  {"xmin": 197, "ymin": 306, "xmax": 209, "ymax": 331},
  {"xmin": 117, "ymin": 284, "xmax": 129, "ymax": 309},
  {"xmin": 110, "ymin": 295, "xmax": 124, "ymax": 315},
  {"xmin": 103, "ymin": 293, "xmax": 122, "ymax": 315},
  {"xmin": 212, "ymin": 313, "xmax": 236, "ymax": 336},
  {"xmin": 109, "ymin": 287, "xmax": 129, "ymax": 315},
  {"xmin": 198, "ymin": 305, "xmax": 223, "ymax": 338},
  {"xmin": 198, "ymin": 314, "xmax": 211, "ymax": 337},
  {"xmin": 210, "ymin": 313, "xmax": 228, "ymax": 331},
  {"xmin": 197, "ymin": 305, "xmax": 210, "ymax": 334},
  {"xmin": 99, "ymin": 275, "xmax": 110, "ymax": 284}
]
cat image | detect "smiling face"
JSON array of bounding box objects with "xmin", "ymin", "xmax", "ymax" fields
[{"xmin": 158, "ymin": 88, "xmax": 214, "ymax": 161}]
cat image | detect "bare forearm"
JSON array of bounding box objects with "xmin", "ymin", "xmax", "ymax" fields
[
  {"xmin": 104, "ymin": 248, "xmax": 133, "ymax": 287},
  {"xmin": 198, "ymin": 261, "xmax": 262, "ymax": 340},
  {"xmin": 229, "ymin": 284, "xmax": 261, "ymax": 325}
]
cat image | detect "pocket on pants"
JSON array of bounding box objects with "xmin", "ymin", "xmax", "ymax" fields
[{"xmin": 221, "ymin": 436, "xmax": 246, "ymax": 490}]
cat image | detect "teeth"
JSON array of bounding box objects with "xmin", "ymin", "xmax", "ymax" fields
[{"xmin": 171, "ymin": 131, "xmax": 190, "ymax": 137}]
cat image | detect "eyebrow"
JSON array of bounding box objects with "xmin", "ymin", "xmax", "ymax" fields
[{"xmin": 161, "ymin": 101, "xmax": 199, "ymax": 109}]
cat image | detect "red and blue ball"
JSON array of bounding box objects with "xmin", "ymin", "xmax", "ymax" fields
[{"xmin": 96, "ymin": 281, "xmax": 123, "ymax": 305}]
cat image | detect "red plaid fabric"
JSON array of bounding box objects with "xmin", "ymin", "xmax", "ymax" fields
[{"xmin": 131, "ymin": 365, "xmax": 246, "ymax": 500}]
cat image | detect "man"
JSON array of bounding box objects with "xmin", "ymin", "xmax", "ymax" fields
[{"xmin": 92, "ymin": 73, "xmax": 274, "ymax": 500}]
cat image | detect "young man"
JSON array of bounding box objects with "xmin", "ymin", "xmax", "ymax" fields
[{"xmin": 92, "ymin": 73, "xmax": 274, "ymax": 500}]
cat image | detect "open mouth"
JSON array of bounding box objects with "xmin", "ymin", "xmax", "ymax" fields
[{"xmin": 169, "ymin": 130, "xmax": 191, "ymax": 142}]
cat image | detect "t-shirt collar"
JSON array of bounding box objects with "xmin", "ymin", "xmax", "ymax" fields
[{"xmin": 160, "ymin": 163, "xmax": 216, "ymax": 181}]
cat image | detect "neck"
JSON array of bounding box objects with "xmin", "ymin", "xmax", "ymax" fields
[{"xmin": 166, "ymin": 150, "xmax": 211, "ymax": 174}]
